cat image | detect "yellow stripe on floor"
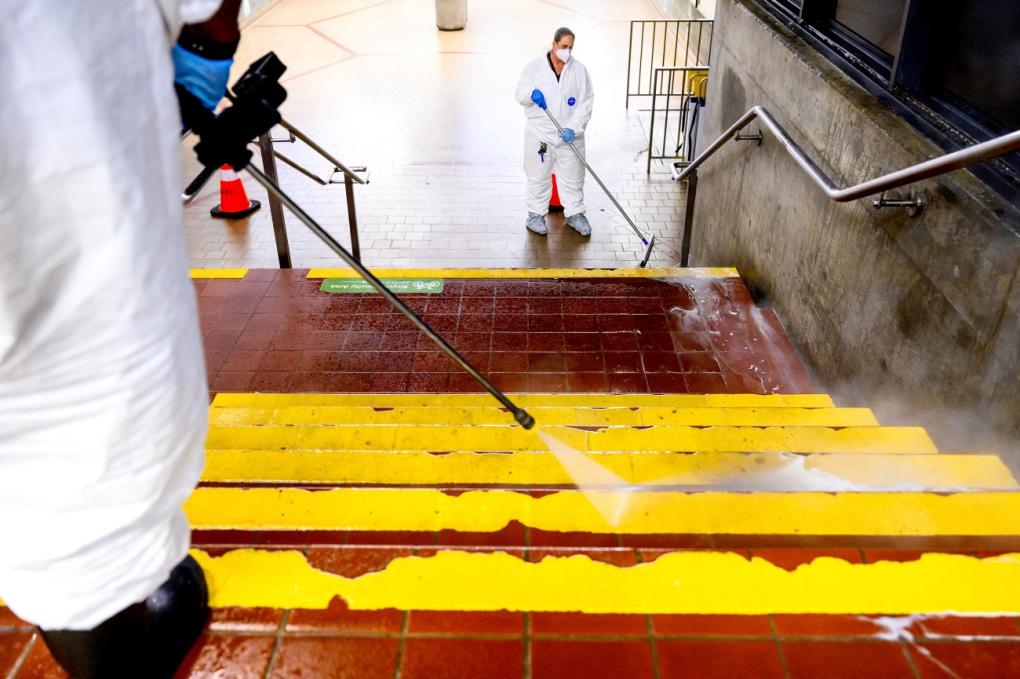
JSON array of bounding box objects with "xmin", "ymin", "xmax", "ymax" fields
[
  {"xmin": 305, "ymin": 267, "xmax": 739, "ymax": 279},
  {"xmin": 191, "ymin": 548, "xmax": 1020, "ymax": 615},
  {"xmin": 184, "ymin": 487, "xmax": 1020, "ymax": 535},
  {"xmin": 189, "ymin": 268, "xmax": 248, "ymax": 279},
  {"xmin": 201, "ymin": 450, "xmax": 1018, "ymax": 489},
  {"xmin": 205, "ymin": 424, "xmax": 936, "ymax": 455},
  {"xmin": 208, "ymin": 405, "xmax": 879, "ymax": 428},
  {"xmin": 211, "ymin": 392, "xmax": 836, "ymax": 409}
]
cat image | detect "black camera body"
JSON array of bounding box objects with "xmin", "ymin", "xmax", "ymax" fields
[{"xmin": 177, "ymin": 52, "xmax": 288, "ymax": 170}]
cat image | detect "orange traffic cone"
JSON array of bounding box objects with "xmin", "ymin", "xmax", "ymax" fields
[
  {"xmin": 210, "ymin": 165, "xmax": 261, "ymax": 219},
  {"xmin": 549, "ymin": 173, "xmax": 564, "ymax": 213}
]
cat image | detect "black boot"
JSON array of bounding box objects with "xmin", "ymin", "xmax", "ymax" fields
[{"xmin": 40, "ymin": 555, "xmax": 209, "ymax": 679}]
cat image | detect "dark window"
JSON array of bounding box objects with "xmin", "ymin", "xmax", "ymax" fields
[
  {"xmin": 832, "ymin": 0, "xmax": 906, "ymax": 58},
  {"xmin": 921, "ymin": 2, "xmax": 1020, "ymax": 132},
  {"xmin": 753, "ymin": 0, "xmax": 1020, "ymax": 204}
]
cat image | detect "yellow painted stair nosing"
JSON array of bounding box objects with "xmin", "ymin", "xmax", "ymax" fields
[
  {"xmin": 204, "ymin": 424, "xmax": 937, "ymax": 455},
  {"xmin": 210, "ymin": 392, "xmax": 837, "ymax": 409},
  {"xmin": 189, "ymin": 268, "xmax": 248, "ymax": 279},
  {"xmin": 208, "ymin": 405, "xmax": 879, "ymax": 428},
  {"xmin": 200, "ymin": 450, "xmax": 1018, "ymax": 489},
  {"xmin": 191, "ymin": 548, "xmax": 1020, "ymax": 615},
  {"xmin": 184, "ymin": 487, "xmax": 1020, "ymax": 535},
  {"xmin": 305, "ymin": 267, "xmax": 739, "ymax": 280}
]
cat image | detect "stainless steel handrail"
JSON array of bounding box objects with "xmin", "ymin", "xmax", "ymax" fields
[
  {"xmin": 278, "ymin": 120, "xmax": 368, "ymax": 185},
  {"xmin": 670, "ymin": 105, "xmax": 1020, "ymax": 266},
  {"xmin": 674, "ymin": 105, "xmax": 1020, "ymax": 201}
]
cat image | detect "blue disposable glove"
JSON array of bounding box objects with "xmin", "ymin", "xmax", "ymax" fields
[
  {"xmin": 530, "ymin": 89, "xmax": 547, "ymax": 110},
  {"xmin": 172, "ymin": 44, "xmax": 233, "ymax": 112},
  {"xmin": 560, "ymin": 128, "xmax": 575, "ymax": 144}
]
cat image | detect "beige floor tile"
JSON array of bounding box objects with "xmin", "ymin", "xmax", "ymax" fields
[{"xmin": 183, "ymin": 0, "xmax": 699, "ymax": 269}]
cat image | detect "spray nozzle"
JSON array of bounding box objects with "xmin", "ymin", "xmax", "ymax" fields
[{"xmin": 514, "ymin": 409, "xmax": 536, "ymax": 430}]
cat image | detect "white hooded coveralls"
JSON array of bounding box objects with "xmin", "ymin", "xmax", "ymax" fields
[
  {"xmin": 0, "ymin": 0, "xmax": 220, "ymax": 630},
  {"xmin": 515, "ymin": 52, "xmax": 594, "ymax": 218}
]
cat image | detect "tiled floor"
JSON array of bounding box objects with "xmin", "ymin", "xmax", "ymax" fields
[
  {"xmin": 196, "ymin": 269, "xmax": 815, "ymax": 396},
  {"xmin": 183, "ymin": 0, "xmax": 701, "ymax": 270},
  {"xmin": 6, "ymin": 594, "xmax": 1020, "ymax": 678}
]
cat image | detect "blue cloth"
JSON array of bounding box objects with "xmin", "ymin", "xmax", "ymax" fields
[
  {"xmin": 172, "ymin": 44, "xmax": 232, "ymax": 112},
  {"xmin": 530, "ymin": 88, "xmax": 547, "ymax": 110},
  {"xmin": 560, "ymin": 128, "xmax": 575, "ymax": 144}
]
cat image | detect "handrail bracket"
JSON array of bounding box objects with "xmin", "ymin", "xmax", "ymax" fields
[
  {"xmin": 873, "ymin": 190, "xmax": 924, "ymax": 217},
  {"xmin": 736, "ymin": 129, "xmax": 763, "ymax": 145}
]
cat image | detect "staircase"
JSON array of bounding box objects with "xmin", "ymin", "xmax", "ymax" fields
[
  {"xmin": 194, "ymin": 389, "xmax": 1020, "ymax": 617},
  {"xmin": 7, "ymin": 267, "xmax": 1019, "ymax": 677}
]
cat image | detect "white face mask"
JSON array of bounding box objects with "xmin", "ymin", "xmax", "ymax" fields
[{"xmin": 555, "ymin": 48, "xmax": 571, "ymax": 63}]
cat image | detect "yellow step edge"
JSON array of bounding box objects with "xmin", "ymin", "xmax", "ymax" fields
[
  {"xmin": 189, "ymin": 268, "xmax": 248, "ymax": 279},
  {"xmin": 305, "ymin": 267, "xmax": 739, "ymax": 280},
  {"xmin": 211, "ymin": 393, "xmax": 836, "ymax": 409},
  {"xmin": 205, "ymin": 424, "xmax": 936, "ymax": 455},
  {"xmin": 208, "ymin": 406, "xmax": 879, "ymax": 428},
  {"xmin": 201, "ymin": 450, "xmax": 1018, "ymax": 489},
  {"xmin": 191, "ymin": 548, "xmax": 1020, "ymax": 615},
  {"xmin": 184, "ymin": 487, "xmax": 1020, "ymax": 535}
]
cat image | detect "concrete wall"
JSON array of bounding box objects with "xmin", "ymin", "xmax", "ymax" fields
[{"xmin": 691, "ymin": 0, "xmax": 1020, "ymax": 444}]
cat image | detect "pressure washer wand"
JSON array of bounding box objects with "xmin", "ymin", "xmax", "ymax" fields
[
  {"xmin": 541, "ymin": 107, "xmax": 655, "ymax": 267},
  {"xmin": 243, "ymin": 163, "xmax": 535, "ymax": 430},
  {"xmin": 177, "ymin": 53, "xmax": 534, "ymax": 429}
]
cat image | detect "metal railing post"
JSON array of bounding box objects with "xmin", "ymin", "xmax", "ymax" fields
[
  {"xmin": 257, "ymin": 133, "xmax": 292, "ymax": 268},
  {"xmin": 681, "ymin": 169, "xmax": 697, "ymax": 266},
  {"xmin": 626, "ymin": 19, "xmax": 713, "ymax": 108},
  {"xmin": 647, "ymin": 70, "xmax": 658, "ymax": 175},
  {"xmin": 344, "ymin": 173, "xmax": 362, "ymax": 262},
  {"xmin": 626, "ymin": 21, "xmax": 635, "ymax": 108}
]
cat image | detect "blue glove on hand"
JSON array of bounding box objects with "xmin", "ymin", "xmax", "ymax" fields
[
  {"xmin": 172, "ymin": 44, "xmax": 233, "ymax": 112},
  {"xmin": 530, "ymin": 89, "xmax": 547, "ymax": 110},
  {"xmin": 560, "ymin": 128, "xmax": 576, "ymax": 144}
]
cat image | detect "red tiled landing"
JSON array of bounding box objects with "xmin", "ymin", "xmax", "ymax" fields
[{"xmin": 195, "ymin": 269, "xmax": 814, "ymax": 395}]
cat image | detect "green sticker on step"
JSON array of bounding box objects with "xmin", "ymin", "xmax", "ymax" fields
[{"xmin": 320, "ymin": 278, "xmax": 445, "ymax": 294}]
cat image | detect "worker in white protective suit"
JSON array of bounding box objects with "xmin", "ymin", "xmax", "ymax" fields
[
  {"xmin": 0, "ymin": 1, "xmax": 240, "ymax": 676},
  {"xmin": 515, "ymin": 27, "xmax": 595, "ymax": 237}
]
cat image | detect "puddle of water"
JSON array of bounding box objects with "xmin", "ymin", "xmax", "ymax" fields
[{"xmin": 660, "ymin": 276, "xmax": 803, "ymax": 394}]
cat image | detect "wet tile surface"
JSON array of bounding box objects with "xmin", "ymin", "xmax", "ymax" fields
[
  {"xmin": 399, "ymin": 638, "xmax": 524, "ymax": 679},
  {"xmin": 782, "ymin": 640, "xmax": 916, "ymax": 679},
  {"xmin": 176, "ymin": 635, "xmax": 276, "ymax": 679},
  {"xmin": 656, "ymin": 639, "xmax": 786, "ymax": 679},
  {"xmin": 270, "ymin": 637, "xmax": 400, "ymax": 678},
  {"xmin": 0, "ymin": 635, "xmax": 30, "ymax": 677},
  {"xmin": 6, "ymin": 606, "xmax": 1020, "ymax": 677},
  {"xmin": 910, "ymin": 641, "xmax": 1020, "ymax": 678},
  {"xmin": 531, "ymin": 640, "xmax": 655, "ymax": 679},
  {"xmin": 197, "ymin": 271, "xmax": 814, "ymax": 396},
  {"xmin": 13, "ymin": 637, "xmax": 66, "ymax": 679}
]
